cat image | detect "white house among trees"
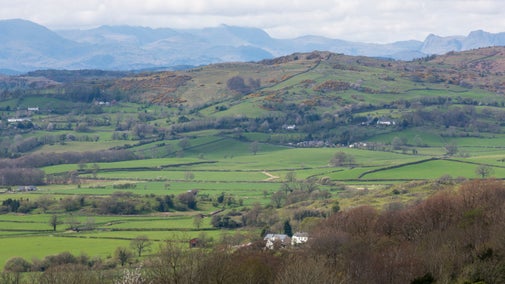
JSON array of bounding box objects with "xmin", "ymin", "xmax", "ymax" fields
[
  {"xmin": 264, "ymin": 234, "xmax": 290, "ymax": 249},
  {"xmin": 291, "ymin": 232, "xmax": 309, "ymax": 246}
]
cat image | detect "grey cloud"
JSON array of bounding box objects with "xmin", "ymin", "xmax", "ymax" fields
[{"xmin": 1, "ymin": 0, "xmax": 505, "ymax": 42}]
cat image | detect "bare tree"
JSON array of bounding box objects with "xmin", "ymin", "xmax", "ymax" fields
[
  {"xmin": 476, "ymin": 164, "xmax": 494, "ymax": 178},
  {"xmin": 444, "ymin": 142, "xmax": 458, "ymax": 156},
  {"xmin": 130, "ymin": 235, "xmax": 152, "ymax": 257},
  {"xmin": 193, "ymin": 215, "xmax": 203, "ymax": 230},
  {"xmin": 329, "ymin": 152, "xmax": 355, "ymax": 167},
  {"xmin": 115, "ymin": 247, "xmax": 132, "ymax": 266},
  {"xmin": 271, "ymin": 190, "xmax": 285, "ymax": 208},
  {"xmin": 49, "ymin": 215, "xmax": 62, "ymax": 232},
  {"xmin": 249, "ymin": 141, "xmax": 259, "ymax": 155},
  {"xmin": 178, "ymin": 137, "xmax": 191, "ymax": 150}
]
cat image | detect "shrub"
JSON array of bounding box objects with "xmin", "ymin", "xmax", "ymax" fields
[{"xmin": 4, "ymin": 257, "xmax": 31, "ymax": 273}]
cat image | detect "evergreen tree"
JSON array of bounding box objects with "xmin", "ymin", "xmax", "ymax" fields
[{"xmin": 283, "ymin": 220, "xmax": 293, "ymax": 237}]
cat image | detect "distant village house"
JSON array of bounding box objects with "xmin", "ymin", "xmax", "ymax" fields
[
  {"xmin": 376, "ymin": 119, "xmax": 396, "ymax": 126},
  {"xmin": 7, "ymin": 118, "xmax": 31, "ymax": 123},
  {"xmin": 291, "ymin": 232, "xmax": 309, "ymax": 246},
  {"xmin": 264, "ymin": 234, "xmax": 290, "ymax": 249},
  {"xmin": 17, "ymin": 186, "xmax": 37, "ymax": 192}
]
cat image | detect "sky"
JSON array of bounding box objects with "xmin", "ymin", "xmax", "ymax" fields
[{"xmin": 1, "ymin": 0, "xmax": 505, "ymax": 43}]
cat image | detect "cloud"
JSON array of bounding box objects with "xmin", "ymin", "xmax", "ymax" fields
[{"xmin": 1, "ymin": 0, "xmax": 505, "ymax": 42}]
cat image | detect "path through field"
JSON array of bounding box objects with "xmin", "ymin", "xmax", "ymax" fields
[{"xmin": 262, "ymin": 171, "xmax": 279, "ymax": 181}]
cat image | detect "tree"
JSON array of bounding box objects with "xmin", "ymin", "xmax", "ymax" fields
[
  {"xmin": 249, "ymin": 141, "xmax": 259, "ymax": 155},
  {"xmin": 49, "ymin": 215, "xmax": 62, "ymax": 232},
  {"xmin": 285, "ymin": 171, "xmax": 297, "ymax": 182},
  {"xmin": 4, "ymin": 257, "xmax": 31, "ymax": 273},
  {"xmin": 444, "ymin": 142, "xmax": 458, "ymax": 156},
  {"xmin": 36, "ymin": 195, "xmax": 54, "ymax": 212},
  {"xmin": 271, "ymin": 190, "xmax": 285, "ymax": 208},
  {"xmin": 130, "ymin": 235, "xmax": 152, "ymax": 257},
  {"xmin": 330, "ymin": 152, "xmax": 355, "ymax": 167},
  {"xmin": 115, "ymin": 247, "xmax": 132, "ymax": 266},
  {"xmin": 413, "ymin": 135, "xmax": 425, "ymax": 147},
  {"xmin": 283, "ymin": 220, "xmax": 293, "ymax": 237},
  {"xmin": 66, "ymin": 215, "xmax": 81, "ymax": 231},
  {"xmin": 391, "ymin": 136, "xmax": 404, "ymax": 150},
  {"xmin": 226, "ymin": 76, "xmax": 251, "ymax": 95},
  {"xmin": 178, "ymin": 191, "xmax": 198, "ymax": 210},
  {"xmin": 178, "ymin": 137, "xmax": 191, "ymax": 150},
  {"xmin": 476, "ymin": 164, "xmax": 494, "ymax": 178},
  {"xmin": 91, "ymin": 163, "xmax": 100, "ymax": 179},
  {"xmin": 193, "ymin": 214, "xmax": 203, "ymax": 230}
]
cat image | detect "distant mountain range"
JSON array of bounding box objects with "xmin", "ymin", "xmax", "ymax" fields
[{"xmin": 2, "ymin": 19, "xmax": 505, "ymax": 73}]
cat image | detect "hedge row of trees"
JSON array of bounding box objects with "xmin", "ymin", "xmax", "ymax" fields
[
  {"xmin": 0, "ymin": 192, "xmax": 196, "ymax": 215},
  {"xmin": 0, "ymin": 149, "xmax": 136, "ymax": 169},
  {"xmin": 0, "ymin": 149, "xmax": 136, "ymax": 186}
]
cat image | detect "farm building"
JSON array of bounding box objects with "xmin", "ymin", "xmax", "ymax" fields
[
  {"xmin": 264, "ymin": 234, "xmax": 290, "ymax": 249},
  {"xmin": 17, "ymin": 186, "xmax": 37, "ymax": 192},
  {"xmin": 291, "ymin": 232, "xmax": 309, "ymax": 246}
]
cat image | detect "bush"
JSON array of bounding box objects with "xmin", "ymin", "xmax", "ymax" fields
[
  {"xmin": 211, "ymin": 214, "xmax": 242, "ymax": 228},
  {"xmin": 4, "ymin": 257, "xmax": 31, "ymax": 273}
]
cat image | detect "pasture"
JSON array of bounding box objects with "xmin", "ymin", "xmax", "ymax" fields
[{"xmin": 3, "ymin": 132, "xmax": 505, "ymax": 269}]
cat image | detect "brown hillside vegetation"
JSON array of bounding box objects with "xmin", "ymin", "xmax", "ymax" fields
[
  {"xmin": 105, "ymin": 51, "xmax": 329, "ymax": 106},
  {"xmin": 407, "ymin": 47, "xmax": 505, "ymax": 93},
  {"xmin": 306, "ymin": 179, "xmax": 505, "ymax": 283},
  {"xmin": 101, "ymin": 47, "xmax": 505, "ymax": 108}
]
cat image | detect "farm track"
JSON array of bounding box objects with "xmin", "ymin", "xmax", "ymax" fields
[{"xmin": 262, "ymin": 171, "xmax": 279, "ymax": 181}]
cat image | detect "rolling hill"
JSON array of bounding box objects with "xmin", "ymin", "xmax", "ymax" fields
[{"xmin": 2, "ymin": 47, "xmax": 505, "ymax": 151}]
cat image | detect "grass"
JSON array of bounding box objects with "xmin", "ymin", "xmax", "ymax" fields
[
  {"xmin": 0, "ymin": 235, "xmax": 130, "ymax": 268},
  {"xmin": 0, "ymin": 212, "xmax": 218, "ymax": 268},
  {"xmin": 361, "ymin": 159, "xmax": 505, "ymax": 180}
]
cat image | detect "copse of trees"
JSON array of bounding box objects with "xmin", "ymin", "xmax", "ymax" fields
[
  {"xmin": 0, "ymin": 192, "xmax": 190, "ymax": 216},
  {"xmin": 329, "ymin": 151, "xmax": 355, "ymax": 167},
  {"xmin": 0, "ymin": 168, "xmax": 45, "ymax": 186},
  {"xmin": 0, "ymin": 149, "xmax": 136, "ymax": 186},
  {"xmin": 0, "ymin": 149, "xmax": 135, "ymax": 169},
  {"xmin": 226, "ymin": 76, "xmax": 260, "ymax": 96}
]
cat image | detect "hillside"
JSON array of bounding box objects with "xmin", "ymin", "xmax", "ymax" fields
[{"xmin": 3, "ymin": 48, "xmax": 505, "ymax": 144}]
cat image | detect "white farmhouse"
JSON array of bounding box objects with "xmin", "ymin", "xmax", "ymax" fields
[
  {"xmin": 264, "ymin": 234, "xmax": 290, "ymax": 249},
  {"xmin": 291, "ymin": 232, "xmax": 309, "ymax": 246}
]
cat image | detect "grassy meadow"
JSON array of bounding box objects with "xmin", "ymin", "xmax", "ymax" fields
[{"xmin": 2, "ymin": 132, "xmax": 505, "ymax": 269}]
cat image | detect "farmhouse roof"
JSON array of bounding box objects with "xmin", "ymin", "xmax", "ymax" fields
[{"xmin": 264, "ymin": 234, "xmax": 290, "ymax": 241}]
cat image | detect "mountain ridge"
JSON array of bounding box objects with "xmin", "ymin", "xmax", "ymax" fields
[{"xmin": 2, "ymin": 19, "xmax": 505, "ymax": 73}]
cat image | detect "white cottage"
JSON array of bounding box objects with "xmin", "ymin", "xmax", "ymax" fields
[
  {"xmin": 291, "ymin": 232, "xmax": 309, "ymax": 246},
  {"xmin": 264, "ymin": 234, "xmax": 290, "ymax": 249}
]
